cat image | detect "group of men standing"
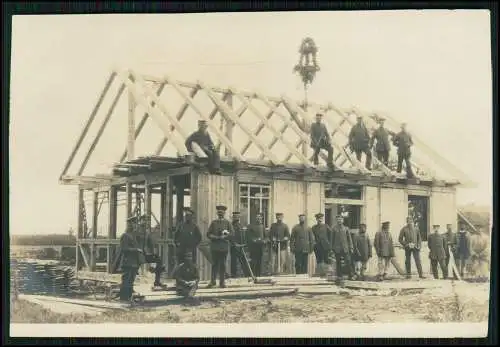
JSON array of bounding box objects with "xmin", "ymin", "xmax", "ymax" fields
[{"xmin": 186, "ymin": 115, "xmax": 416, "ymax": 179}]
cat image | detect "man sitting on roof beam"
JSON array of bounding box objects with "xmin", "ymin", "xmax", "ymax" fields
[
  {"xmin": 348, "ymin": 115, "xmax": 373, "ymax": 170},
  {"xmin": 310, "ymin": 113, "xmax": 335, "ymax": 171},
  {"xmin": 185, "ymin": 120, "xmax": 222, "ymax": 175}
]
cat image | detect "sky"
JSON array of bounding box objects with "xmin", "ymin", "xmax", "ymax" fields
[{"xmin": 9, "ymin": 11, "xmax": 492, "ymax": 235}]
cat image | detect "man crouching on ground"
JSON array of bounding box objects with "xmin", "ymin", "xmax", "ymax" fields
[{"xmin": 173, "ymin": 251, "xmax": 200, "ymax": 298}]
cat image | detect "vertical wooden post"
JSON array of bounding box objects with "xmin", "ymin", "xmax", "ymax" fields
[
  {"xmin": 225, "ymin": 93, "xmax": 234, "ymax": 157},
  {"xmin": 127, "ymin": 91, "xmax": 136, "ymax": 161},
  {"xmin": 160, "ymin": 183, "xmax": 167, "ymax": 268},
  {"xmin": 76, "ymin": 188, "xmax": 83, "ymax": 271},
  {"xmin": 126, "ymin": 182, "xmax": 133, "ymax": 218},
  {"xmin": 107, "ymin": 186, "xmax": 117, "ymax": 273},
  {"xmin": 163, "ymin": 178, "xmax": 173, "ymax": 276},
  {"xmin": 143, "ymin": 180, "xmax": 152, "ymax": 275},
  {"xmin": 90, "ymin": 191, "xmax": 99, "ymax": 271},
  {"xmin": 176, "ymin": 182, "xmax": 185, "ymax": 224}
]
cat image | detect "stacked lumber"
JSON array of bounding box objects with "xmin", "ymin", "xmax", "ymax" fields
[{"xmin": 11, "ymin": 259, "xmax": 77, "ymax": 296}]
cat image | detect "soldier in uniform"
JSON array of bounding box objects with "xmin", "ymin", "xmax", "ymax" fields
[
  {"xmin": 185, "ymin": 120, "xmax": 221, "ymax": 175},
  {"xmin": 207, "ymin": 205, "xmax": 233, "ymax": 288},
  {"xmin": 392, "ymin": 123, "xmax": 415, "ymax": 178},
  {"xmin": 174, "ymin": 207, "xmax": 202, "ymax": 264},
  {"xmin": 348, "ymin": 115, "xmax": 372, "ymax": 170},
  {"xmin": 290, "ymin": 214, "xmax": 315, "ymax": 274},
  {"xmin": 455, "ymin": 222, "xmax": 472, "ymax": 278},
  {"xmin": 311, "ymin": 213, "xmax": 333, "ymax": 270},
  {"xmin": 353, "ymin": 223, "xmax": 372, "ymax": 280},
  {"xmin": 137, "ymin": 215, "xmax": 166, "ymax": 289},
  {"xmin": 247, "ymin": 212, "xmax": 266, "ymax": 277},
  {"xmin": 173, "ymin": 251, "xmax": 200, "ymax": 298},
  {"xmin": 399, "ymin": 217, "xmax": 425, "ymax": 279},
  {"xmin": 230, "ymin": 211, "xmax": 247, "ymax": 278},
  {"xmin": 428, "ymin": 224, "xmax": 448, "ymax": 279},
  {"xmin": 374, "ymin": 221, "xmax": 395, "ymax": 281},
  {"xmin": 119, "ymin": 216, "xmax": 145, "ymax": 302},
  {"xmin": 369, "ymin": 117, "xmax": 391, "ymax": 166},
  {"xmin": 269, "ymin": 212, "xmax": 291, "ymax": 275},
  {"xmin": 310, "ymin": 113, "xmax": 335, "ymax": 170},
  {"xmin": 443, "ymin": 223, "xmax": 457, "ymax": 270},
  {"xmin": 330, "ymin": 215, "xmax": 354, "ymax": 283}
]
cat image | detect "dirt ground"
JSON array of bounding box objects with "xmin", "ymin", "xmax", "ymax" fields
[{"xmin": 10, "ymin": 282, "xmax": 490, "ymax": 324}]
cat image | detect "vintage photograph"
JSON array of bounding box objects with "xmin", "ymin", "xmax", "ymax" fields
[{"xmin": 9, "ymin": 10, "xmax": 492, "ymax": 338}]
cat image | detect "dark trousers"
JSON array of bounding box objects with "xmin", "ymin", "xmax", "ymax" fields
[
  {"xmin": 376, "ymin": 150, "xmax": 389, "ymax": 166},
  {"xmin": 431, "ymin": 258, "xmax": 448, "ymax": 279},
  {"xmin": 312, "ymin": 144, "xmax": 334, "ymax": 166},
  {"xmin": 404, "ymin": 248, "xmax": 423, "ymax": 277},
  {"xmin": 314, "ymin": 246, "xmax": 330, "ymax": 264},
  {"xmin": 119, "ymin": 266, "xmax": 138, "ymax": 301},
  {"xmin": 145, "ymin": 254, "xmax": 164, "ymax": 286},
  {"xmin": 230, "ymin": 246, "xmax": 247, "ymax": 278},
  {"xmin": 335, "ymin": 252, "xmax": 352, "ymax": 278},
  {"xmin": 294, "ymin": 252, "xmax": 309, "ymax": 274},
  {"xmin": 249, "ymin": 244, "xmax": 264, "ymax": 277},
  {"xmin": 456, "ymin": 254, "xmax": 469, "ymax": 277},
  {"xmin": 397, "ymin": 151, "xmax": 415, "ymax": 178},
  {"xmin": 210, "ymin": 250, "xmax": 228, "ymax": 285},
  {"xmin": 355, "ymin": 148, "xmax": 372, "ymax": 169},
  {"xmin": 203, "ymin": 148, "xmax": 221, "ymax": 173}
]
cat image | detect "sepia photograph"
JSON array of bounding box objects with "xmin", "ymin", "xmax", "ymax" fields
[{"xmin": 8, "ymin": 9, "xmax": 492, "ymax": 338}]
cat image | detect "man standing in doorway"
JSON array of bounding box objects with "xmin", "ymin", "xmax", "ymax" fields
[
  {"xmin": 207, "ymin": 205, "xmax": 233, "ymax": 288},
  {"xmin": 443, "ymin": 223, "xmax": 457, "ymax": 271},
  {"xmin": 369, "ymin": 117, "xmax": 391, "ymax": 167},
  {"xmin": 455, "ymin": 222, "xmax": 471, "ymax": 279},
  {"xmin": 392, "ymin": 123, "xmax": 415, "ymax": 178},
  {"xmin": 290, "ymin": 214, "xmax": 315, "ymax": 275},
  {"xmin": 311, "ymin": 213, "xmax": 333, "ymax": 274},
  {"xmin": 247, "ymin": 213, "xmax": 267, "ymax": 277},
  {"xmin": 185, "ymin": 120, "xmax": 221, "ymax": 175},
  {"xmin": 348, "ymin": 115, "xmax": 372, "ymax": 170},
  {"xmin": 399, "ymin": 217, "xmax": 425, "ymax": 279},
  {"xmin": 428, "ymin": 224, "xmax": 448, "ymax": 279},
  {"xmin": 374, "ymin": 221, "xmax": 395, "ymax": 281},
  {"xmin": 269, "ymin": 212, "xmax": 291, "ymax": 275},
  {"xmin": 174, "ymin": 207, "xmax": 202, "ymax": 264},
  {"xmin": 331, "ymin": 215, "xmax": 354, "ymax": 284},
  {"xmin": 119, "ymin": 216, "xmax": 145, "ymax": 302},
  {"xmin": 310, "ymin": 113, "xmax": 335, "ymax": 170},
  {"xmin": 230, "ymin": 211, "xmax": 247, "ymax": 278}
]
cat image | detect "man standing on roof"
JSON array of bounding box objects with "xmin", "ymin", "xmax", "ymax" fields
[
  {"xmin": 290, "ymin": 214, "xmax": 315, "ymax": 275},
  {"xmin": 174, "ymin": 207, "xmax": 202, "ymax": 264},
  {"xmin": 330, "ymin": 215, "xmax": 354, "ymax": 284},
  {"xmin": 310, "ymin": 113, "xmax": 335, "ymax": 170},
  {"xmin": 137, "ymin": 214, "xmax": 166, "ymax": 289},
  {"xmin": 185, "ymin": 120, "xmax": 221, "ymax": 175},
  {"xmin": 230, "ymin": 211, "xmax": 248, "ymax": 278},
  {"xmin": 119, "ymin": 216, "xmax": 145, "ymax": 302},
  {"xmin": 369, "ymin": 117, "xmax": 392, "ymax": 167},
  {"xmin": 247, "ymin": 212, "xmax": 267, "ymax": 277},
  {"xmin": 207, "ymin": 205, "xmax": 233, "ymax": 288},
  {"xmin": 270, "ymin": 212, "xmax": 291, "ymax": 275},
  {"xmin": 348, "ymin": 115, "xmax": 373, "ymax": 170},
  {"xmin": 399, "ymin": 216, "xmax": 425, "ymax": 279},
  {"xmin": 392, "ymin": 123, "xmax": 415, "ymax": 178},
  {"xmin": 428, "ymin": 224, "xmax": 448, "ymax": 279},
  {"xmin": 311, "ymin": 212, "xmax": 332, "ymax": 274}
]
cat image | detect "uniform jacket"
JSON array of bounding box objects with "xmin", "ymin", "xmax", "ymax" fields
[
  {"xmin": 353, "ymin": 232, "xmax": 373, "ymax": 262},
  {"xmin": 398, "ymin": 224, "xmax": 422, "ymax": 250},
  {"xmin": 135, "ymin": 225, "xmax": 155, "ymax": 254},
  {"xmin": 175, "ymin": 221, "xmax": 202, "ymax": 251},
  {"xmin": 207, "ymin": 218, "xmax": 234, "ymax": 253},
  {"xmin": 348, "ymin": 123, "xmax": 371, "ymax": 150},
  {"xmin": 443, "ymin": 230, "xmax": 457, "ymax": 256},
  {"xmin": 185, "ymin": 130, "xmax": 215, "ymax": 152},
  {"xmin": 456, "ymin": 231, "xmax": 471, "ymax": 258},
  {"xmin": 269, "ymin": 222, "xmax": 291, "ymax": 250},
  {"xmin": 120, "ymin": 231, "xmax": 145, "ymax": 268},
  {"xmin": 374, "ymin": 230, "xmax": 395, "ymax": 258},
  {"xmin": 310, "ymin": 122, "xmax": 331, "ymax": 148},
  {"xmin": 392, "ymin": 131, "xmax": 413, "ymax": 154},
  {"xmin": 290, "ymin": 224, "xmax": 315, "ymax": 254},
  {"xmin": 370, "ymin": 127, "xmax": 391, "ymax": 152},
  {"xmin": 330, "ymin": 224, "xmax": 354, "ymax": 254},
  {"xmin": 173, "ymin": 262, "xmax": 200, "ymax": 295},
  {"xmin": 247, "ymin": 223, "xmax": 267, "ymax": 248},
  {"xmin": 231, "ymin": 221, "xmax": 246, "ymax": 245},
  {"xmin": 427, "ymin": 232, "xmax": 447, "ymax": 260},
  {"xmin": 311, "ymin": 223, "xmax": 332, "ymax": 252}
]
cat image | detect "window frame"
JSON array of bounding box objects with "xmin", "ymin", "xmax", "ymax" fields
[{"xmin": 238, "ymin": 183, "xmax": 271, "ymax": 228}]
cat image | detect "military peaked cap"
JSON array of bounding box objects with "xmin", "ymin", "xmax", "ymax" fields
[
  {"xmin": 275, "ymin": 212, "xmax": 284, "ymax": 216},
  {"xmin": 315, "ymin": 213, "xmax": 324, "ymax": 218},
  {"xmin": 216, "ymin": 205, "xmax": 227, "ymax": 211}
]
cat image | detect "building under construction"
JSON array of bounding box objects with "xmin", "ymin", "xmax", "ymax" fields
[{"xmin": 59, "ymin": 69, "xmax": 476, "ymax": 281}]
